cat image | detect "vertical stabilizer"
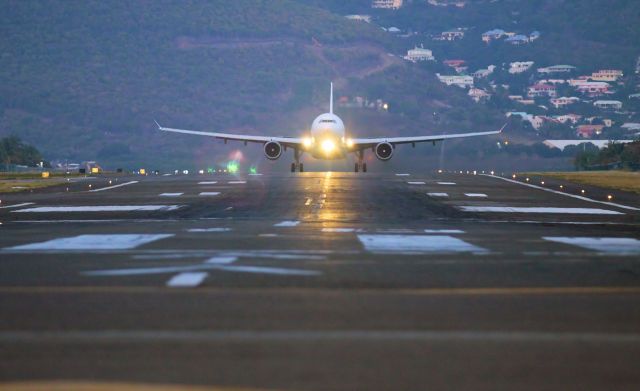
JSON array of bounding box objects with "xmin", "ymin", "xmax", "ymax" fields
[{"xmin": 330, "ymin": 82, "xmax": 334, "ymax": 114}]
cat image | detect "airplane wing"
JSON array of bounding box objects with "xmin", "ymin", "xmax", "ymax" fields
[
  {"xmin": 351, "ymin": 123, "xmax": 506, "ymax": 149},
  {"xmin": 155, "ymin": 121, "xmax": 303, "ymax": 147}
]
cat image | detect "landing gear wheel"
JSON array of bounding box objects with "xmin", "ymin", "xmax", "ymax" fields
[
  {"xmin": 362, "ymin": 163, "xmax": 367, "ymax": 173},
  {"xmin": 299, "ymin": 163, "xmax": 304, "ymax": 172},
  {"xmin": 291, "ymin": 163, "xmax": 296, "ymax": 172},
  {"xmin": 355, "ymin": 163, "xmax": 359, "ymax": 173}
]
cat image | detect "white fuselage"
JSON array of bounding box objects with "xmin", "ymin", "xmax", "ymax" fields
[{"xmin": 307, "ymin": 112, "xmax": 348, "ymax": 159}]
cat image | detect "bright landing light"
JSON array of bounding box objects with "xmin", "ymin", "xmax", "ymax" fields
[
  {"xmin": 303, "ymin": 137, "xmax": 313, "ymax": 148},
  {"xmin": 321, "ymin": 139, "xmax": 336, "ymax": 154}
]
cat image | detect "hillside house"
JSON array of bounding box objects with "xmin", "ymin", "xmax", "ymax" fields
[
  {"xmin": 473, "ymin": 65, "xmax": 496, "ymax": 78},
  {"xmin": 505, "ymin": 34, "xmax": 529, "ymax": 45},
  {"xmin": 550, "ymin": 96, "xmax": 580, "ymax": 108},
  {"xmin": 372, "ymin": 0, "xmax": 403, "ymax": 9},
  {"xmin": 590, "ymin": 69, "xmax": 623, "ymax": 82},
  {"xmin": 428, "ymin": 0, "xmax": 468, "ymax": 6},
  {"xmin": 439, "ymin": 30, "xmax": 465, "ymax": 40},
  {"xmin": 593, "ymin": 100, "xmax": 622, "ymax": 110},
  {"xmin": 345, "ymin": 15, "xmax": 372, "ymax": 23},
  {"xmin": 437, "ymin": 74, "xmax": 474, "ymax": 88},
  {"xmin": 576, "ymin": 82, "xmax": 611, "ymax": 96},
  {"xmin": 538, "ymin": 65, "xmax": 576, "ymax": 74},
  {"xmin": 527, "ymin": 83, "xmax": 557, "ymax": 98},
  {"xmin": 468, "ymin": 88, "xmax": 491, "ymax": 102},
  {"xmin": 554, "ymin": 114, "xmax": 582, "ymax": 124},
  {"xmin": 482, "ymin": 29, "xmax": 506, "ymax": 43},
  {"xmin": 509, "ymin": 61, "xmax": 534, "ymax": 74},
  {"xmin": 529, "ymin": 31, "xmax": 541, "ymax": 41},
  {"xmin": 508, "ymin": 95, "xmax": 535, "ymax": 105},
  {"xmin": 404, "ymin": 45, "xmax": 435, "ymax": 62},
  {"xmin": 576, "ymin": 125, "xmax": 604, "ymax": 138},
  {"xmin": 443, "ymin": 59, "xmax": 467, "ymax": 73}
]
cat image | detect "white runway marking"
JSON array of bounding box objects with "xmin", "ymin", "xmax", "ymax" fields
[
  {"xmin": 86, "ymin": 263, "xmax": 320, "ymax": 277},
  {"xmin": 198, "ymin": 181, "xmax": 218, "ymax": 185},
  {"xmin": 159, "ymin": 192, "xmax": 183, "ymax": 197},
  {"xmin": 305, "ymin": 198, "xmax": 313, "ymax": 206},
  {"xmin": 482, "ymin": 174, "xmax": 640, "ymax": 211},
  {"xmin": 322, "ymin": 228, "xmax": 356, "ymax": 233},
  {"xmin": 258, "ymin": 233, "xmax": 278, "ymax": 237},
  {"xmin": 274, "ymin": 220, "xmax": 300, "ymax": 227},
  {"xmin": 89, "ymin": 181, "xmax": 138, "ymax": 192},
  {"xmin": 543, "ymin": 237, "xmax": 640, "ymax": 254},
  {"xmin": 249, "ymin": 173, "xmax": 263, "ymax": 176},
  {"xmin": 407, "ymin": 181, "xmax": 426, "ymax": 185},
  {"xmin": 219, "ymin": 265, "xmax": 321, "ymax": 276},
  {"xmin": 162, "ymin": 173, "xmax": 172, "ymax": 176},
  {"xmin": 424, "ymin": 229, "xmax": 465, "ymax": 234},
  {"xmin": 0, "ymin": 202, "xmax": 35, "ymax": 209},
  {"xmin": 437, "ymin": 182, "xmax": 456, "ymax": 185},
  {"xmin": 395, "ymin": 173, "xmax": 410, "ymax": 176},
  {"xmin": 187, "ymin": 228, "xmax": 231, "ymax": 232},
  {"xmin": 465, "ymin": 193, "xmax": 488, "ymax": 198},
  {"xmin": 199, "ymin": 192, "xmax": 220, "ymax": 196},
  {"xmin": 12, "ymin": 205, "xmax": 182, "ymax": 213},
  {"xmin": 7, "ymin": 234, "xmax": 173, "ymax": 250},
  {"xmin": 357, "ymin": 234, "xmax": 486, "ymax": 254},
  {"xmin": 459, "ymin": 206, "xmax": 623, "ymax": 215},
  {"xmin": 427, "ymin": 193, "xmax": 449, "ymax": 197},
  {"xmin": 204, "ymin": 256, "xmax": 238, "ymax": 264},
  {"xmin": 228, "ymin": 181, "xmax": 246, "ymax": 184},
  {"xmin": 166, "ymin": 272, "xmax": 208, "ymax": 288}
]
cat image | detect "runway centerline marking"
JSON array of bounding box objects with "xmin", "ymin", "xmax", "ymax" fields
[
  {"xmin": 0, "ymin": 202, "xmax": 35, "ymax": 209},
  {"xmin": 6, "ymin": 234, "xmax": 173, "ymax": 250},
  {"xmin": 204, "ymin": 256, "xmax": 238, "ymax": 264},
  {"xmin": 407, "ymin": 181, "xmax": 426, "ymax": 185},
  {"xmin": 11, "ymin": 205, "xmax": 182, "ymax": 213},
  {"xmin": 228, "ymin": 181, "xmax": 246, "ymax": 184},
  {"xmin": 159, "ymin": 193, "xmax": 183, "ymax": 197},
  {"xmin": 166, "ymin": 272, "xmax": 208, "ymax": 288},
  {"xmin": 459, "ymin": 206, "xmax": 623, "ymax": 215},
  {"xmin": 465, "ymin": 193, "xmax": 488, "ymax": 198},
  {"xmin": 88, "ymin": 180, "xmax": 138, "ymax": 192},
  {"xmin": 198, "ymin": 181, "xmax": 218, "ymax": 185},
  {"xmin": 482, "ymin": 174, "xmax": 640, "ymax": 211},
  {"xmin": 395, "ymin": 173, "xmax": 410, "ymax": 176},
  {"xmin": 322, "ymin": 228, "xmax": 357, "ymax": 233},
  {"xmin": 424, "ymin": 229, "xmax": 465, "ymax": 234},
  {"xmin": 199, "ymin": 192, "xmax": 220, "ymax": 196},
  {"xmin": 187, "ymin": 228, "xmax": 231, "ymax": 232},
  {"xmin": 437, "ymin": 182, "xmax": 456, "ymax": 185},
  {"xmin": 543, "ymin": 237, "xmax": 640, "ymax": 254},
  {"xmin": 427, "ymin": 193, "xmax": 449, "ymax": 197},
  {"xmin": 274, "ymin": 220, "xmax": 300, "ymax": 227},
  {"xmin": 357, "ymin": 234, "xmax": 487, "ymax": 254}
]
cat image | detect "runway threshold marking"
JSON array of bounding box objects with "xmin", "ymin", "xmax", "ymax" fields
[
  {"xmin": 0, "ymin": 202, "xmax": 35, "ymax": 209},
  {"xmin": 3, "ymin": 329, "xmax": 640, "ymax": 344},
  {"xmin": 166, "ymin": 272, "xmax": 208, "ymax": 288},
  {"xmin": 357, "ymin": 234, "xmax": 487, "ymax": 254},
  {"xmin": 5, "ymin": 234, "xmax": 174, "ymax": 250},
  {"xmin": 482, "ymin": 174, "xmax": 640, "ymax": 211},
  {"xmin": 459, "ymin": 206, "xmax": 623, "ymax": 215},
  {"xmin": 88, "ymin": 180, "xmax": 138, "ymax": 192},
  {"xmin": 543, "ymin": 237, "xmax": 640, "ymax": 254}
]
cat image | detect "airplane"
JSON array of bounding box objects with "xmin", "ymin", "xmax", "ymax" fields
[{"xmin": 156, "ymin": 83, "xmax": 504, "ymax": 172}]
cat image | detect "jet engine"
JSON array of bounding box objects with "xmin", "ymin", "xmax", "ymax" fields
[
  {"xmin": 374, "ymin": 142, "xmax": 394, "ymax": 161},
  {"xmin": 264, "ymin": 141, "xmax": 282, "ymax": 160}
]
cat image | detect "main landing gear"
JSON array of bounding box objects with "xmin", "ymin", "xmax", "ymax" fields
[
  {"xmin": 354, "ymin": 150, "xmax": 367, "ymax": 173},
  {"xmin": 291, "ymin": 148, "xmax": 304, "ymax": 172}
]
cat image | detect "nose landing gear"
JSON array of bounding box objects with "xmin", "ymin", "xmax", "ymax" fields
[
  {"xmin": 354, "ymin": 150, "xmax": 366, "ymax": 173},
  {"xmin": 291, "ymin": 149, "xmax": 304, "ymax": 172}
]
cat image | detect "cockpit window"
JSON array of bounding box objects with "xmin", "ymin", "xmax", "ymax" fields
[{"xmin": 320, "ymin": 119, "xmax": 336, "ymax": 124}]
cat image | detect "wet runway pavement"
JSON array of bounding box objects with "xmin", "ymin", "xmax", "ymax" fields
[{"xmin": 1, "ymin": 171, "xmax": 640, "ymax": 390}]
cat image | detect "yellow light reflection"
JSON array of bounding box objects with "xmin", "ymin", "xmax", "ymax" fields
[{"xmin": 321, "ymin": 139, "xmax": 335, "ymax": 154}]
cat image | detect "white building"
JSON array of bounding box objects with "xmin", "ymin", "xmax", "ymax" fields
[
  {"xmin": 593, "ymin": 100, "xmax": 622, "ymax": 110},
  {"xmin": 372, "ymin": 0, "xmax": 403, "ymax": 9},
  {"xmin": 473, "ymin": 65, "xmax": 495, "ymax": 78},
  {"xmin": 509, "ymin": 61, "xmax": 534, "ymax": 74},
  {"xmin": 436, "ymin": 74, "xmax": 474, "ymax": 88},
  {"xmin": 590, "ymin": 69, "xmax": 623, "ymax": 82},
  {"xmin": 537, "ymin": 65, "xmax": 576, "ymax": 74},
  {"xmin": 468, "ymin": 88, "xmax": 491, "ymax": 102},
  {"xmin": 550, "ymin": 96, "xmax": 580, "ymax": 109},
  {"xmin": 404, "ymin": 45, "xmax": 435, "ymax": 62},
  {"xmin": 345, "ymin": 15, "xmax": 372, "ymax": 23}
]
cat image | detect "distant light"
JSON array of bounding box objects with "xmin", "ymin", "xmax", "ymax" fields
[
  {"xmin": 504, "ymin": 141, "xmax": 509, "ymax": 145},
  {"xmin": 512, "ymin": 174, "xmax": 516, "ymax": 179},
  {"xmin": 438, "ymin": 169, "xmax": 443, "ymax": 174},
  {"xmin": 198, "ymin": 169, "xmax": 204, "ymax": 175},
  {"xmin": 473, "ymin": 170, "xmax": 477, "ymax": 175},
  {"xmin": 139, "ymin": 168, "xmax": 146, "ymax": 175},
  {"xmin": 249, "ymin": 166, "xmax": 257, "ymax": 175},
  {"xmin": 541, "ymin": 181, "xmax": 545, "ymax": 185},
  {"xmin": 607, "ymin": 194, "xmax": 613, "ymax": 201},
  {"xmin": 109, "ymin": 180, "xmax": 112, "ymax": 185},
  {"xmin": 88, "ymin": 184, "xmax": 92, "ymax": 188},
  {"xmin": 207, "ymin": 168, "xmax": 214, "ymax": 174},
  {"xmin": 383, "ymin": 103, "xmax": 389, "ymax": 110},
  {"xmin": 560, "ymin": 185, "xmax": 564, "ymax": 189},
  {"xmin": 490, "ymin": 171, "xmax": 495, "ymax": 175},
  {"xmin": 525, "ymin": 178, "xmax": 530, "ymax": 182},
  {"xmin": 183, "ymin": 170, "xmax": 189, "ymax": 175},
  {"xmin": 321, "ymin": 139, "xmax": 336, "ymax": 154},
  {"xmin": 227, "ymin": 161, "xmax": 239, "ymax": 174},
  {"xmin": 581, "ymin": 189, "xmax": 585, "ymax": 194},
  {"xmin": 174, "ymin": 170, "xmax": 179, "ymax": 174}
]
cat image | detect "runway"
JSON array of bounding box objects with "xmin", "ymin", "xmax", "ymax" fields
[{"xmin": 1, "ymin": 171, "xmax": 639, "ymax": 390}]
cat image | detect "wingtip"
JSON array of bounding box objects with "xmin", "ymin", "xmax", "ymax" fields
[
  {"xmin": 498, "ymin": 122, "xmax": 508, "ymax": 133},
  {"xmin": 154, "ymin": 119, "xmax": 161, "ymax": 130}
]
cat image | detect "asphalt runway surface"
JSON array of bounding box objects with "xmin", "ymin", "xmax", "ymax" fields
[{"xmin": 1, "ymin": 170, "xmax": 639, "ymax": 390}]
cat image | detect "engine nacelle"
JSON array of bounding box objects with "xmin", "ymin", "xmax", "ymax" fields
[
  {"xmin": 374, "ymin": 142, "xmax": 394, "ymax": 161},
  {"xmin": 264, "ymin": 141, "xmax": 282, "ymax": 160}
]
